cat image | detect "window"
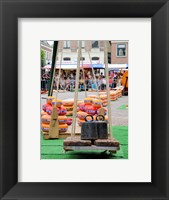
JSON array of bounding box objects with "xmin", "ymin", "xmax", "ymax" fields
[
  {"xmin": 63, "ymin": 41, "xmax": 70, "ymax": 49},
  {"xmin": 80, "ymin": 57, "xmax": 85, "ymax": 61},
  {"xmin": 92, "ymin": 57, "xmax": 99, "ymax": 61},
  {"xmin": 63, "ymin": 57, "xmax": 71, "ymax": 61},
  {"xmin": 117, "ymin": 44, "xmax": 126, "ymax": 57},
  {"xmin": 78, "ymin": 41, "xmax": 85, "ymax": 48},
  {"xmin": 92, "ymin": 41, "xmax": 99, "ymax": 48}
]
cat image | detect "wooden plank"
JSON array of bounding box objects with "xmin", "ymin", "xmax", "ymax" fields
[
  {"xmin": 49, "ymin": 106, "xmax": 59, "ymax": 138},
  {"xmin": 64, "ymin": 145, "xmax": 119, "ymax": 151}
]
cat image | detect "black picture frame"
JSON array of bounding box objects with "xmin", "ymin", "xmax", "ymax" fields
[{"xmin": 0, "ymin": 0, "xmax": 169, "ymax": 199}]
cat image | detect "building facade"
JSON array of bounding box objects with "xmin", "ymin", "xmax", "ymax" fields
[
  {"xmin": 41, "ymin": 41, "xmax": 53, "ymax": 65},
  {"xmin": 57, "ymin": 41, "xmax": 105, "ymax": 66},
  {"xmin": 111, "ymin": 41, "xmax": 128, "ymax": 65}
]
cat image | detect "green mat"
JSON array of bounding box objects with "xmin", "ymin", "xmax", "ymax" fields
[
  {"xmin": 41, "ymin": 126, "xmax": 128, "ymax": 159},
  {"xmin": 117, "ymin": 104, "xmax": 128, "ymax": 110}
]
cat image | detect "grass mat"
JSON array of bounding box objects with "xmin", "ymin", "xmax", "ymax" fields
[
  {"xmin": 41, "ymin": 126, "xmax": 128, "ymax": 159},
  {"xmin": 117, "ymin": 104, "xmax": 128, "ymax": 110}
]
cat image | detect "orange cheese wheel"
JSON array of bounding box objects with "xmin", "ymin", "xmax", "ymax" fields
[
  {"xmin": 62, "ymin": 99, "xmax": 74, "ymax": 106},
  {"xmin": 78, "ymin": 118, "xmax": 85, "ymax": 126},
  {"xmin": 41, "ymin": 111, "xmax": 48, "ymax": 116},
  {"xmin": 66, "ymin": 111, "xmax": 73, "ymax": 116},
  {"xmin": 77, "ymin": 111, "xmax": 87, "ymax": 120},
  {"xmin": 100, "ymin": 95, "xmax": 107, "ymax": 100},
  {"xmin": 46, "ymin": 96, "xmax": 54, "ymax": 105},
  {"xmin": 41, "ymin": 123, "xmax": 50, "ymax": 132},
  {"xmin": 59, "ymin": 123, "xmax": 68, "ymax": 132},
  {"xmin": 41, "ymin": 115, "xmax": 51, "ymax": 124},
  {"xmin": 87, "ymin": 95, "xmax": 99, "ymax": 99},
  {"xmin": 52, "ymin": 99, "xmax": 62, "ymax": 107},
  {"xmin": 84, "ymin": 97, "xmax": 93, "ymax": 105},
  {"xmin": 58, "ymin": 116, "xmax": 67, "ymax": 124},
  {"xmin": 64, "ymin": 105, "xmax": 74, "ymax": 111}
]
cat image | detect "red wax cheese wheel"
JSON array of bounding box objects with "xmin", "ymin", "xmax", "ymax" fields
[
  {"xmin": 85, "ymin": 105, "xmax": 97, "ymax": 115},
  {"xmin": 42, "ymin": 103, "xmax": 51, "ymax": 112},
  {"xmin": 46, "ymin": 105, "xmax": 53, "ymax": 115},
  {"xmin": 58, "ymin": 106, "xmax": 67, "ymax": 116},
  {"xmin": 78, "ymin": 103, "xmax": 85, "ymax": 111},
  {"xmin": 67, "ymin": 118, "xmax": 72, "ymax": 125}
]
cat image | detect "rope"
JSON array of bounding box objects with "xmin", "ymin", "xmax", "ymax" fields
[
  {"xmin": 71, "ymin": 41, "xmax": 82, "ymax": 137},
  {"xmin": 81, "ymin": 51, "xmax": 87, "ymax": 97},
  {"xmin": 88, "ymin": 51, "xmax": 101, "ymax": 102},
  {"xmin": 55, "ymin": 42, "xmax": 63, "ymax": 99},
  {"xmin": 104, "ymin": 41, "xmax": 113, "ymax": 138}
]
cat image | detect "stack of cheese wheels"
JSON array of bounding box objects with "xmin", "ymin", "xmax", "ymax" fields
[
  {"xmin": 62, "ymin": 99, "xmax": 74, "ymax": 116},
  {"xmin": 117, "ymin": 89, "xmax": 122, "ymax": 98},
  {"xmin": 110, "ymin": 91, "xmax": 117, "ymax": 101},
  {"xmin": 99, "ymin": 94, "xmax": 108, "ymax": 107}
]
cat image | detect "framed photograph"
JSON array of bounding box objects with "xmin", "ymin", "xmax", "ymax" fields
[{"xmin": 0, "ymin": 0, "xmax": 169, "ymax": 199}]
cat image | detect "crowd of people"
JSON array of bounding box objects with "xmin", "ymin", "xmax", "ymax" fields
[{"xmin": 41, "ymin": 69, "xmax": 125, "ymax": 91}]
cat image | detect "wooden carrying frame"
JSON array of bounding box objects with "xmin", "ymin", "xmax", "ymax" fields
[{"xmin": 0, "ymin": 1, "xmax": 169, "ymax": 200}]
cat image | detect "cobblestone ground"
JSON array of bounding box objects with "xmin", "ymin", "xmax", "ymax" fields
[{"xmin": 41, "ymin": 91, "xmax": 128, "ymax": 126}]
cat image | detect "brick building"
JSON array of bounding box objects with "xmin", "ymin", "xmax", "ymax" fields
[{"xmin": 111, "ymin": 41, "xmax": 128, "ymax": 66}]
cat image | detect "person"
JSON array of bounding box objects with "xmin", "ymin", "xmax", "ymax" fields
[
  {"xmin": 85, "ymin": 76, "xmax": 89, "ymax": 90},
  {"xmin": 101, "ymin": 76, "xmax": 106, "ymax": 90},
  {"xmin": 109, "ymin": 76, "xmax": 113, "ymax": 89},
  {"xmin": 65, "ymin": 77, "xmax": 70, "ymax": 91},
  {"xmin": 59, "ymin": 77, "xmax": 65, "ymax": 90}
]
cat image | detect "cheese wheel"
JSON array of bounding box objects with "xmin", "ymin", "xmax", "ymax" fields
[
  {"xmin": 78, "ymin": 103, "xmax": 85, "ymax": 111},
  {"xmin": 58, "ymin": 106, "xmax": 67, "ymax": 116},
  {"xmin": 100, "ymin": 94, "xmax": 107, "ymax": 100},
  {"xmin": 78, "ymin": 118, "xmax": 85, "ymax": 126},
  {"xmin": 84, "ymin": 97, "xmax": 93, "ymax": 105},
  {"xmin": 46, "ymin": 105, "xmax": 53, "ymax": 115},
  {"xmin": 42, "ymin": 103, "xmax": 51, "ymax": 112},
  {"xmin": 52, "ymin": 98, "xmax": 62, "ymax": 107},
  {"xmin": 87, "ymin": 95, "xmax": 99, "ymax": 99},
  {"xmin": 66, "ymin": 111, "xmax": 73, "ymax": 116},
  {"xmin": 59, "ymin": 123, "xmax": 68, "ymax": 133},
  {"xmin": 85, "ymin": 105, "xmax": 97, "ymax": 115},
  {"xmin": 92, "ymin": 99, "xmax": 102, "ymax": 108},
  {"xmin": 58, "ymin": 116, "xmax": 67, "ymax": 124},
  {"xmin": 41, "ymin": 115, "xmax": 51, "ymax": 124},
  {"xmin": 41, "ymin": 111, "xmax": 48, "ymax": 116},
  {"xmin": 62, "ymin": 99, "xmax": 74, "ymax": 106},
  {"xmin": 46, "ymin": 96, "xmax": 54, "ymax": 105},
  {"xmin": 67, "ymin": 118, "xmax": 72, "ymax": 125},
  {"xmin": 77, "ymin": 111, "xmax": 87, "ymax": 120},
  {"xmin": 64, "ymin": 105, "xmax": 74, "ymax": 111},
  {"xmin": 41, "ymin": 123, "xmax": 50, "ymax": 132}
]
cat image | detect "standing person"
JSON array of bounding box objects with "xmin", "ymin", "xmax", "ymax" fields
[
  {"xmin": 65, "ymin": 77, "xmax": 70, "ymax": 91},
  {"xmin": 60, "ymin": 77, "xmax": 65, "ymax": 90},
  {"xmin": 85, "ymin": 76, "xmax": 89, "ymax": 91},
  {"xmin": 109, "ymin": 76, "xmax": 113, "ymax": 89},
  {"xmin": 101, "ymin": 76, "xmax": 106, "ymax": 90}
]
